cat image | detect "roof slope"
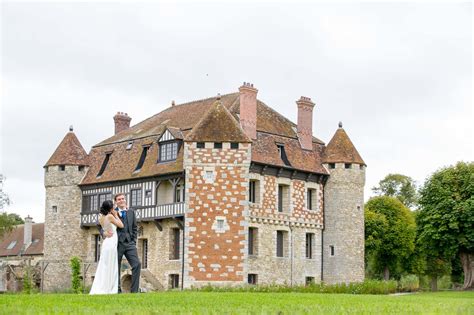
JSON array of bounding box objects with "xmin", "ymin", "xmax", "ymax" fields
[
  {"xmin": 45, "ymin": 130, "xmax": 89, "ymax": 167},
  {"xmin": 323, "ymin": 125, "xmax": 365, "ymax": 165},
  {"xmin": 185, "ymin": 100, "xmax": 251, "ymax": 143},
  {"xmin": 0, "ymin": 223, "xmax": 44, "ymax": 257}
]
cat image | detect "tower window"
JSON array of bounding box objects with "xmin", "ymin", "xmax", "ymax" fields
[
  {"xmin": 330, "ymin": 245, "xmax": 335, "ymax": 256},
  {"xmin": 52, "ymin": 206, "xmax": 58, "ymax": 213},
  {"xmin": 169, "ymin": 228, "xmax": 180, "ymax": 260},
  {"xmin": 345, "ymin": 163, "xmax": 351, "ymax": 169},
  {"xmin": 97, "ymin": 153, "xmax": 112, "ymax": 177},
  {"xmin": 135, "ymin": 146, "xmax": 150, "ymax": 171},
  {"xmin": 59, "ymin": 165, "xmax": 66, "ymax": 171},
  {"xmin": 328, "ymin": 163, "xmax": 335, "ymax": 169},
  {"xmin": 306, "ymin": 233, "xmax": 314, "ymax": 259},
  {"xmin": 360, "ymin": 165, "xmax": 364, "ymax": 170},
  {"xmin": 142, "ymin": 239, "xmax": 148, "ymax": 269},
  {"xmin": 248, "ymin": 274, "xmax": 258, "ymax": 285},
  {"xmin": 306, "ymin": 277, "xmax": 315, "ymax": 286},
  {"xmin": 230, "ymin": 142, "xmax": 239, "ymax": 149},
  {"xmin": 94, "ymin": 235, "xmax": 101, "ymax": 262},
  {"xmin": 248, "ymin": 227, "xmax": 258, "ymax": 256},
  {"xmin": 78, "ymin": 165, "xmax": 85, "ymax": 171},
  {"xmin": 169, "ymin": 274, "xmax": 179, "ymax": 289},
  {"xmin": 214, "ymin": 142, "xmax": 222, "ymax": 149},
  {"xmin": 196, "ymin": 142, "xmax": 205, "ymax": 148}
]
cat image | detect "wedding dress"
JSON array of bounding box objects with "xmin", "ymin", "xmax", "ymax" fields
[{"xmin": 90, "ymin": 221, "xmax": 118, "ymax": 295}]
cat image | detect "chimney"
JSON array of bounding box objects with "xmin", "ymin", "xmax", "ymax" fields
[
  {"xmin": 113, "ymin": 112, "xmax": 132, "ymax": 135},
  {"xmin": 24, "ymin": 215, "xmax": 33, "ymax": 248},
  {"xmin": 239, "ymin": 82, "xmax": 258, "ymax": 140},
  {"xmin": 296, "ymin": 96, "xmax": 315, "ymax": 150}
]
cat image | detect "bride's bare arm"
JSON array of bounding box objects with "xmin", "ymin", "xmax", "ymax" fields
[{"xmin": 108, "ymin": 212, "xmax": 124, "ymax": 228}]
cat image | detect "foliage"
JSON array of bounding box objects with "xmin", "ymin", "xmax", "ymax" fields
[
  {"xmin": 70, "ymin": 256, "xmax": 82, "ymax": 294},
  {"xmin": 0, "ymin": 212, "xmax": 24, "ymax": 238},
  {"xmin": 0, "ymin": 174, "xmax": 11, "ymax": 211},
  {"xmin": 22, "ymin": 266, "xmax": 33, "ymax": 294},
  {"xmin": 372, "ymin": 173, "xmax": 419, "ymax": 209},
  {"xmin": 398, "ymin": 274, "xmax": 419, "ymax": 292},
  {"xmin": 364, "ymin": 196, "xmax": 416, "ymax": 280},
  {"xmin": 0, "ymin": 291, "xmax": 473, "ymax": 314},
  {"xmin": 417, "ymin": 161, "xmax": 474, "ymax": 289}
]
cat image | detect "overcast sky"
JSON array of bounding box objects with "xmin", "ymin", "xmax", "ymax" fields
[{"xmin": 1, "ymin": 2, "xmax": 472, "ymax": 222}]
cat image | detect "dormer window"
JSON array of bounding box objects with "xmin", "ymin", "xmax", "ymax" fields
[
  {"xmin": 126, "ymin": 141, "xmax": 133, "ymax": 150},
  {"xmin": 97, "ymin": 152, "xmax": 112, "ymax": 177},
  {"xmin": 159, "ymin": 141, "xmax": 178, "ymax": 162},
  {"xmin": 135, "ymin": 145, "xmax": 150, "ymax": 172},
  {"xmin": 276, "ymin": 143, "xmax": 291, "ymax": 166}
]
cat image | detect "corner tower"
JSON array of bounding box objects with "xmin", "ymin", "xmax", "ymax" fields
[
  {"xmin": 322, "ymin": 122, "xmax": 365, "ymax": 284},
  {"xmin": 43, "ymin": 126, "xmax": 89, "ymax": 291}
]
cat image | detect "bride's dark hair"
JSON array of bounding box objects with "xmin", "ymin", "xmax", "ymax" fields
[{"xmin": 100, "ymin": 200, "xmax": 114, "ymax": 216}]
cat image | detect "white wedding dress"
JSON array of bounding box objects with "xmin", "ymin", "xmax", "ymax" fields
[{"xmin": 90, "ymin": 222, "xmax": 118, "ymax": 295}]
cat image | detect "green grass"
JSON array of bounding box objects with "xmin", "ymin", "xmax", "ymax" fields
[{"xmin": 1, "ymin": 291, "xmax": 473, "ymax": 314}]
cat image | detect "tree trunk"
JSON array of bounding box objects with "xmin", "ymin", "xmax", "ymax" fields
[
  {"xmin": 383, "ymin": 266, "xmax": 390, "ymax": 280},
  {"xmin": 430, "ymin": 275, "xmax": 438, "ymax": 291},
  {"xmin": 460, "ymin": 252, "xmax": 474, "ymax": 290}
]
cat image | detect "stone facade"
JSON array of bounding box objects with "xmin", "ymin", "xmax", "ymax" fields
[{"xmin": 322, "ymin": 163, "xmax": 365, "ymax": 284}]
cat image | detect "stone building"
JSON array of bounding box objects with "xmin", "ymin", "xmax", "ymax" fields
[{"xmin": 42, "ymin": 83, "xmax": 365, "ymax": 291}]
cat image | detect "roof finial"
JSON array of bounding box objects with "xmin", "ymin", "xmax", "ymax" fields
[
  {"xmin": 338, "ymin": 121, "xmax": 343, "ymax": 128},
  {"xmin": 216, "ymin": 93, "xmax": 221, "ymax": 100},
  {"xmin": 171, "ymin": 100, "xmax": 176, "ymax": 106},
  {"xmin": 69, "ymin": 125, "xmax": 74, "ymax": 132}
]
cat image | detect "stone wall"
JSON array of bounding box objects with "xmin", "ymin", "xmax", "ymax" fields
[
  {"xmin": 183, "ymin": 141, "xmax": 251, "ymax": 288},
  {"xmin": 43, "ymin": 165, "xmax": 89, "ymax": 291},
  {"xmin": 322, "ymin": 163, "xmax": 365, "ymax": 284}
]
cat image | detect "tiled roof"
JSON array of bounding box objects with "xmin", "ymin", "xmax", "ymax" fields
[
  {"xmin": 323, "ymin": 125, "xmax": 365, "ymax": 165},
  {"xmin": 45, "ymin": 130, "xmax": 89, "ymax": 167},
  {"xmin": 79, "ymin": 91, "xmax": 337, "ymax": 185},
  {"xmin": 0, "ymin": 223, "xmax": 44, "ymax": 257},
  {"xmin": 185, "ymin": 100, "xmax": 251, "ymax": 143}
]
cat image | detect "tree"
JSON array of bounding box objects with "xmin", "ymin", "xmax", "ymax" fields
[
  {"xmin": 0, "ymin": 174, "xmax": 11, "ymax": 212},
  {"xmin": 0, "ymin": 212, "xmax": 24, "ymax": 238},
  {"xmin": 417, "ymin": 161, "xmax": 474, "ymax": 290},
  {"xmin": 365, "ymin": 196, "xmax": 416, "ymax": 280},
  {"xmin": 372, "ymin": 174, "xmax": 419, "ymax": 209}
]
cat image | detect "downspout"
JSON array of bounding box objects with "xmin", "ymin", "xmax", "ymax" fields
[
  {"xmin": 181, "ymin": 216, "xmax": 185, "ymax": 290},
  {"xmin": 289, "ymin": 223, "xmax": 293, "ymax": 286},
  {"xmin": 321, "ymin": 175, "xmax": 328, "ymax": 283}
]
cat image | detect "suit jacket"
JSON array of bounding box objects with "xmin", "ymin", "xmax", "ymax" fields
[{"xmin": 115, "ymin": 207, "xmax": 137, "ymax": 245}]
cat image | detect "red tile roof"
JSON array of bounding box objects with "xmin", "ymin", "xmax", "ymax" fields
[
  {"xmin": 323, "ymin": 125, "xmax": 365, "ymax": 165},
  {"xmin": 0, "ymin": 223, "xmax": 44, "ymax": 257},
  {"xmin": 45, "ymin": 130, "xmax": 89, "ymax": 167}
]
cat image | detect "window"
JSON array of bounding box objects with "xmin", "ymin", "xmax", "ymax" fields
[
  {"xmin": 276, "ymin": 231, "xmax": 285, "ymax": 257},
  {"xmin": 83, "ymin": 195, "xmax": 99, "ymax": 213},
  {"xmin": 130, "ymin": 189, "xmax": 142, "ymax": 207},
  {"xmin": 94, "ymin": 235, "xmax": 101, "ymax": 262},
  {"xmin": 159, "ymin": 142, "xmax": 178, "ymax": 162},
  {"xmin": 142, "ymin": 239, "xmax": 148, "ymax": 269},
  {"xmin": 217, "ymin": 219, "xmax": 224, "ymax": 230},
  {"xmin": 196, "ymin": 142, "xmax": 205, "ymax": 149},
  {"xmin": 174, "ymin": 184, "xmax": 184, "ymax": 203},
  {"xmin": 328, "ymin": 163, "xmax": 335, "ymax": 169},
  {"xmin": 59, "ymin": 165, "xmax": 66, "ymax": 171},
  {"xmin": 45, "ymin": 166, "xmax": 49, "ymax": 172},
  {"xmin": 330, "ymin": 245, "xmax": 335, "ymax": 256},
  {"xmin": 78, "ymin": 165, "xmax": 85, "ymax": 171},
  {"xmin": 98, "ymin": 193, "xmax": 112, "ymax": 208},
  {"xmin": 360, "ymin": 164, "xmax": 364, "ymax": 170},
  {"xmin": 306, "ymin": 277, "xmax": 315, "ymax": 286},
  {"xmin": 230, "ymin": 142, "xmax": 239, "ymax": 149},
  {"xmin": 276, "ymin": 144, "xmax": 291, "ymax": 166},
  {"xmin": 248, "ymin": 227, "xmax": 258, "ymax": 256},
  {"xmin": 214, "ymin": 142, "xmax": 222, "ymax": 149},
  {"xmin": 169, "ymin": 228, "xmax": 180, "ymax": 260},
  {"xmin": 6, "ymin": 241, "xmax": 17, "ymax": 250},
  {"xmin": 126, "ymin": 141, "xmax": 133, "ymax": 150},
  {"xmin": 306, "ymin": 233, "xmax": 314, "ymax": 259},
  {"xmin": 97, "ymin": 153, "xmax": 112, "ymax": 177},
  {"xmin": 249, "ymin": 180, "xmax": 260, "ymax": 203},
  {"xmin": 135, "ymin": 146, "xmax": 150, "ymax": 171},
  {"xmin": 145, "ymin": 190, "xmax": 152, "ymax": 198},
  {"xmin": 169, "ymin": 274, "xmax": 179, "ymax": 289},
  {"xmin": 307, "ymin": 188, "xmax": 316, "ymax": 210},
  {"xmin": 278, "ymin": 184, "xmax": 289, "ymax": 212},
  {"xmin": 345, "ymin": 163, "xmax": 351, "ymax": 169},
  {"xmin": 52, "ymin": 206, "xmax": 58, "ymax": 213},
  {"xmin": 248, "ymin": 274, "xmax": 257, "ymax": 285}
]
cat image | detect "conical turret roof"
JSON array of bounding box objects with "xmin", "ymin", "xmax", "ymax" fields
[
  {"xmin": 323, "ymin": 123, "xmax": 365, "ymax": 165},
  {"xmin": 45, "ymin": 127, "xmax": 89, "ymax": 167},
  {"xmin": 184, "ymin": 99, "xmax": 252, "ymax": 143}
]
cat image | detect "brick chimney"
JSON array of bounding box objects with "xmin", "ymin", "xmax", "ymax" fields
[
  {"xmin": 239, "ymin": 82, "xmax": 258, "ymax": 140},
  {"xmin": 113, "ymin": 112, "xmax": 132, "ymax": 135},
  {"xmin": 24, "ymin": 215, "xmax": 33, "ymax": 248},
  {"xmin": 296, "ymin": 96, "xmax": 315, "ymax": 150}
]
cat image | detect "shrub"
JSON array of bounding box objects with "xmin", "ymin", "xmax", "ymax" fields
[
  {"xmin": 398, "ymin": 274, "xmax": 419, "ymax": 292},
  {"xmin": 22, "ymin": 266, "xmax": 32, "ymax": 294},
  {"xmin": 70, "ymin": 256, "xmax": 82, "ymax": 294}
]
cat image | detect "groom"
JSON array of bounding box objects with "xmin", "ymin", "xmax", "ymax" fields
[{"xmin": 113, "ymin": 193, "xmax": 141, "ymax": 293}]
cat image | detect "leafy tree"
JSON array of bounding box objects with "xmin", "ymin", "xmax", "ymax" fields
[
  {"xmin": 0, "ymin": 212, "xmax": 24, "ymax": 238},
  {"xmin": 365, "ymin": 196, "xmax": 416, "ymax": 280},
  {"xmin": 0, "ymin": 174, "xmax": 11, "ymax": 211},
  {"xmin": 70, "ymin": 256, "xmax": 83, "ymax": 294},
  {"xmin": 417, "ymin": 161, "xmax": 474, "ymax": 290},
  {"xmin": 372, "ymin": 174, "xmax": 419, "ymax": 209}
]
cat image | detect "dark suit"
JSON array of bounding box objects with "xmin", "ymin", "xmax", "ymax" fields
[{"xmin": 116, "ymin": 207, "xmax": 141, "ymax": 293}]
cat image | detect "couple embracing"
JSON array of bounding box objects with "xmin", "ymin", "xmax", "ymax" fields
[{"xmin": 89, "ymin": 193, "xmax": 141, "ymax": 294}]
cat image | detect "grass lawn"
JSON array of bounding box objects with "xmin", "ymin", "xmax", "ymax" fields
[{"xmin": 0, "ymin": 291, "xmax": 473, "ymax": 314}]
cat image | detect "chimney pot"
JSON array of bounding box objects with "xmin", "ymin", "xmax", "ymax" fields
[{"xmin": 113, "ymin": 112, "xmax": 132, "ymax": 135}]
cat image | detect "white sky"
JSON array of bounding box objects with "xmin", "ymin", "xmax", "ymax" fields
[{"xmin": 1, "ymin": 2, "xmax": 472, "ymax": 222}]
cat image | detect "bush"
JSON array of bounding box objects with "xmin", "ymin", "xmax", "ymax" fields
[
  {"xmin": 399, "ymin": 274, "xmax": 419, "ymax": 292},
  {"xmin": 70, "ymin": 256, "xmax": 82, "ymax": 294},
  {"xmin": 192, "ymin": 280, "xmax": 398, "ymax": 295},
  {"xmin": 22, "ymin": 266, "xmax": 32, "ymax": 294}
]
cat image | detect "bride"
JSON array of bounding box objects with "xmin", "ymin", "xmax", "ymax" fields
[{"xmin": 90, "ymin": 200, "xmax": 124, "ymax": 294}]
